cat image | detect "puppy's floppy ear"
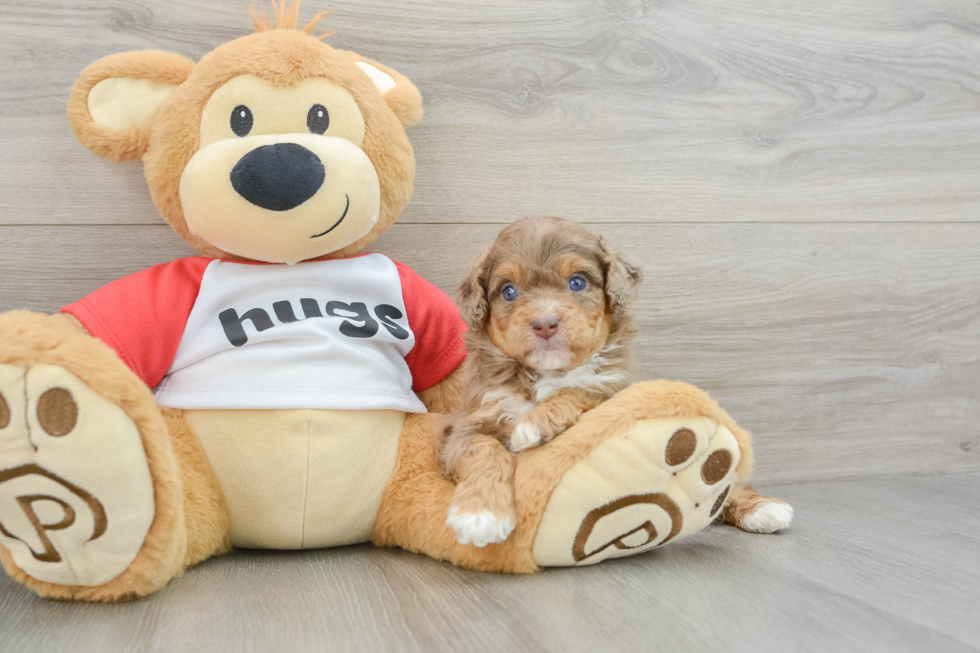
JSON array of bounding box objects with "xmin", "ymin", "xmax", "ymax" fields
[
  {"xmin": 351, "ymin": 56, "xmax": 423, "ymax": 129},
  {"xmin": 456, "ymin": 246, "xmax": 493, "ymax": 330},
  {"xmin": 68, "ymin": 50, "xmax": 194, "ymax": 163},
  {"xmin": 599, "ymin": 236, "xmax": 642, "ymax": 314}
]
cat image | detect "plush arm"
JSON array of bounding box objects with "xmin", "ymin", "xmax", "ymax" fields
[
  {"xmin": 52, "ymin": 312, "xmax": 90, "ymax": 335},
  {"xmin": 416, "ymin": 363, "xmax": 465, "ymax": 414}
]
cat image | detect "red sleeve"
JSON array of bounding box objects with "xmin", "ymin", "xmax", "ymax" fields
[
  {"xmin": 61, "ymin": 257, "xmax": 212, "ymax": 389},
  {"xmin": 394, "ymin": 261, "xmax": 467, "ymax": 392}
]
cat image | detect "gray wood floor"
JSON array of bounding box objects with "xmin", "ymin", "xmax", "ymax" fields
[
  {"xmin": 1, "ymin": 472, "xmax": 977, "ymax": 653},
  {"xmin": 1, "ymin": 0, "xmax": 979, "ymax": 650}
]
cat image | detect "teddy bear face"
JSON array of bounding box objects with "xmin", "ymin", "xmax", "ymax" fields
[
  {"xmin": 179, "ymin": 72, "xmax": 377, "ymax": 263},
  {"xmin": 70, "ymin": 21, "xmax": 423, "ymax": 264}
]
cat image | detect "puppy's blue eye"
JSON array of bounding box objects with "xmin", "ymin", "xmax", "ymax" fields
[
  {"xmin": 568, "ymin": 276, "xmax": 587, "ymax": 292},
  {"xmin": 501, "ymin": 285, "xmax": 519, "ymax": 301}
]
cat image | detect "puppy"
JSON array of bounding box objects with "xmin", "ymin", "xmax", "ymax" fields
[{"xmin": 440, "ymin": 216, "xmax": 641, "ymax": 547}]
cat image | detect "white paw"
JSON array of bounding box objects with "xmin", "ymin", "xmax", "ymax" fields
[
  {"xmin": 508, "ymin": 421, "xmax": 543, "ymax": 453},
  {"xmin": 446, "ymin": 507, "xmax": 516, "ymax": 547},
  {"xmin": 740, "ymin": 500, "xmax": 794, "ymax": 533}
]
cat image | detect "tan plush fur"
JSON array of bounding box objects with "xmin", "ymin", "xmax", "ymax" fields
[
  {"xmin": 373, "ymin": 413, "xmax": 538, "ymax": 573},
  {"xmin": 52, "ymin": 312, "xmax": 91, "ymax": 335},
  {"xmin": 416, "ymin": 365, "xmax": 465, "ymax": 415},
  {"xmin": 68, "ymin": 25, "xmax": 421, "ymax": 263},
  {"xmin": 0, "ymin": 312, "xmax": 187, "ymax": 601},
  {"xmin": 250, "ymin": 0, "xmax": 334, "ymax": 36},
  {"xmin": 144, "ymin": 31, "xmax": 418, "ymax": 262},
  {"xmin": 160, "ymin": 408, "xmax": 233, "ymax": 567},
  {"xmin": 0, "ymin": 318, "xmax": 233, "ymax": 601},
  {"xmin": 46, "ymin": 314, "xmax": 231, "ymax": 565},
  {"xmin": 373, "ymin": 379, "xmax": 755, "ymax": 572},
  {"xmin": 68, "ymin": 50, "xmax": 195, "ymax": 163}
]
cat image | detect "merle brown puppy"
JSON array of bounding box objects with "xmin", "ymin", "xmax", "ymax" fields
[{"xmin": 440, "ymin": 216, "xmax": 641, "ymax": 547}]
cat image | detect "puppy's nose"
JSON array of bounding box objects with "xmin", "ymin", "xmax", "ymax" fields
[
  {"xmin": 532, "ymin": 316, "xmax": 560, "ymax": 340},
  {"xmin": 230, "ymin": 143, "xmax": 325, "ymax": 211}
]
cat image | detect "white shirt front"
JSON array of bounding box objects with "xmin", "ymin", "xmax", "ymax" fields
[{"xmin": 153, "ymin": 255, "xmax": 426, "ymax": 412}]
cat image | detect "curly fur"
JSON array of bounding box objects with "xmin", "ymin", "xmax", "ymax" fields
[{"xmin": 438, "ymin": 217, "xmax": 642, "ymax": 540}]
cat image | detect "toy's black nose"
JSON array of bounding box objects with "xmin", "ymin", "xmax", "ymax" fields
[{"xmin": 230, "ymin": 143, "xmax": 325, "ymax": 211}]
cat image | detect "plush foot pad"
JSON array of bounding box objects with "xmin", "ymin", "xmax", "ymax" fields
[
  {"xmin": 532, "ymin": 417, "xmax": 740, "ymax": 566},
  {"xmin": 738, "ymin": 500, "xmax": 794, "ymax": 533},
  {"xmin": 0, "ymin": 363, "xmax": 155, "ymax": 586}
]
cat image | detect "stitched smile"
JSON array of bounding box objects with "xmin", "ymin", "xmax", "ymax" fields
[{"xmin": 310, "ymin": 194, "xmax": 350, "ymax": 239}]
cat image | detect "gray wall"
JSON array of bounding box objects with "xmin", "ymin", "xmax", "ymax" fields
[{"xmin": 1, "ymin": 0, "xmax": 978, "ymax": 485}]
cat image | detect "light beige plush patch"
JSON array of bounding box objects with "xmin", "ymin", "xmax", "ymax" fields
[
  {"xmin": 185, "ymin": 408, "xmax": 403, "ymax": 549},
  {"xmin": 179, "ymin": 132, "xmax": 380, "ymax": 264},
  {"xmin": 68, "ymin": 50, "xmax": 195, "ymax": 163},
  {"xmin": 355, "ymin": 62, "xmax": 396, "ymax": 95},
  {"xmin": 87, "ymin": 77, "xmax": 178, "ymax": 131},
  {"xmin": 0, "ymin": 364, "xmax": 154, "ymax": 586},
  {"xmin": 0, "ymin": 312, "xmax": 187, "ymax": 602},
  {"xmin": 532, "ymin": 417, "xmax": 739, "ymax": 566},
  {"xmin": 198, "ymin": 74, "xmax": 366, "ymax": 147}
]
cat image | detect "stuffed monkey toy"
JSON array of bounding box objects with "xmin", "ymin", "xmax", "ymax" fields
[{"xmin": 0, "ymin": 2, "xmax": 789, "ymax": 602}]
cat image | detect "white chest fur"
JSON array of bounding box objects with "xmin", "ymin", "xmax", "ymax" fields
[{"xmin": 480, "ymin": 389, "xmax": 536, "ymax": 425}]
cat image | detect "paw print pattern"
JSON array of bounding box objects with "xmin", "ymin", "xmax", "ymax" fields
[
  {"xmin": 533, "ymin": 417, "xmax": 740, "ymax": 566},
  {"xmin": 0, "ymin": 363, "xmax": 155, "ymax": 586}
]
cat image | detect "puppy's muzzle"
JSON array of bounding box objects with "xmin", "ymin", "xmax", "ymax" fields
[{"xmin": 230, "ymin": 143, "xmax": 325, "ymax": 212}]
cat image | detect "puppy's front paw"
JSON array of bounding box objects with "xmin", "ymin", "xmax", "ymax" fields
[
  {"xmin": 508, "ymin": 420, "xmax": 543, "ymax": 453},
  {"xmin": 446, "ymin": 506, "xmax": 516, "ymax": 547}
]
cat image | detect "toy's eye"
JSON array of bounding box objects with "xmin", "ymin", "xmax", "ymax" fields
[
  {"xmin": 307, "ymin": 104, "xmax": 330, "ymax": 134},
  {"xmin": 230, "ymin": 105, "xmax": 253, "ymax": 137},
  {"xmin": 568, "ymin": 276, "xmax": 587, "ymax": 292},
  {"xmin": 501, "ymin": 284, "xmax": 519, "ymax": 301}
]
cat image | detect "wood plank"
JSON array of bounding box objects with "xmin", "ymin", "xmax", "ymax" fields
[
  {"xmin": 2, "ymin": 0, "xmax": 979, "ymax": 225},
  {"xmin": 1, "ymin": 473, "xmax": 977, "ymax": 652},
  {"xmin": 0, "ymin": 222, "xmax": 977, "ymax": 484}
]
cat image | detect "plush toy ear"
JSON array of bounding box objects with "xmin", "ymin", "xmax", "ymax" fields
[
  {"xmin": 68, "ymin": 50, "xmax": 195, "ymax": 163},
  {"xmin": 600, "ymin": 237, "xmax": 643, "ymax": 314},
  {"xmin": 353, "ymin": 57, "xmax": 423, "ymax": 129},
  {"xmin": 456, "ymin": 246, "xmax": 493, "ymax": 330}
]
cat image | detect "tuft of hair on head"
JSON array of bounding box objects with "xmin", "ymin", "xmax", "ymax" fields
[{"xmin": 250, "ymin": 0, "xmax": 337, "ymax": 40}]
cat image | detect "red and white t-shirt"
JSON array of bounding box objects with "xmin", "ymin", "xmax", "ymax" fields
[{"xmin": 62, "ymin": 254, "xmax": 466, "ymax": 413}]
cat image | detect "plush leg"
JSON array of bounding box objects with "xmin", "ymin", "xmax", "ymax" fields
[
  {"xmin": 372, "ymin": 413, "xmax": 536, "ymax": 572},
  {"xmin": 374, "ymin": 380, "xmax": 756, "ymax": 572},
  {"xmin": 0, "ymin": 311, "xmax": 229, "ymax": 601},
  {"xmin": 160, "ymin": 408, "xmax": 232, "ymax": 566},
  {"xmin": 720, "ymin": 483, "xmax": 793, "ymax": 533}
]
